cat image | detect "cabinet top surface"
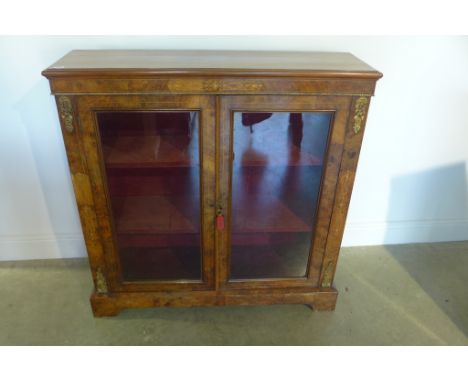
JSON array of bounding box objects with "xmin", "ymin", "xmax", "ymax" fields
[{"xmin": 42, "ymin": 50, "xmax": 382, "ymax": 78}]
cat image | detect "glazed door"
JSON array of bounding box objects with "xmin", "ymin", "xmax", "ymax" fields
[
  {"xmin": 218, "ymin": 96, "xmax": 351, "ymax": 289},
  {"xmin": 77, "ymin": 95, "xmax": 215, "ymax": 292}
]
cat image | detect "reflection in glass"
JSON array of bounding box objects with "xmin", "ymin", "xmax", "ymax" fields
[
  {"xmin": 230, "ymin": 112, "xmax": 332, "ymax": 279},
  {"xmin": 97, "ymin": 111, "xmax": 201, "ymax": 281}
]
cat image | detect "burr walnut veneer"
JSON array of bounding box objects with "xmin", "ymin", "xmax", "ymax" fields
[{"xmin": 43, "ymin": 50, "xmax": 381, "ymax": 316}]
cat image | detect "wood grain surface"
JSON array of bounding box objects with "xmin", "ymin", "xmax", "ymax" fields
[{"xmin": 44, "ymin": 50, "xmax": 381, "ymax": 316}]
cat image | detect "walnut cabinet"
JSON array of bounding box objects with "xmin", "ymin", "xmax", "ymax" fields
[{"xmin": 42, "ymin": 50, "xmax": 381, "ymax": 316}]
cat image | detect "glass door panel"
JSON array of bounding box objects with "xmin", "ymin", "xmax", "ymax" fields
[
  {"xmin": 97, "ymin": 111, "xmax": 202, "ymax": 281},
  {"xmin": 230, "ymin": 111, "xmax": 332, "ymax": 279}
]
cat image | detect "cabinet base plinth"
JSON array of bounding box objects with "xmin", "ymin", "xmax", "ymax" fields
[
  {"xmin": 90, "ymin": 294, "xmax": 122, "ymax": 317},
  {"xmin": 90, "ymin": 288, "xmax": 338, "ymax": 317}
]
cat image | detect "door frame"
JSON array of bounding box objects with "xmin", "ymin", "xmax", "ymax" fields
[
  {"xmin": 217, "ymin": 95, "xmax": 353, "ymax": 290},
  {"xmin": 76, "ymin": 95, "xmax": 216, "ymax": 292}
]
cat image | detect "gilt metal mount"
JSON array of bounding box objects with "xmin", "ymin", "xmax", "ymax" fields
[
  {"xmin": 57, "ymin": 96, "xmax": 74, "ymax": 132},
  {"xmin": 96, "ymin": 268, "xmax": 108, "ymax": 294},
  {"xmin": 352, "ymin": 96, "xmax": 368, "ymax": 134},
  {"xmin": 321, "ymin": 262, "xmax": 334, "ymax": 288}
]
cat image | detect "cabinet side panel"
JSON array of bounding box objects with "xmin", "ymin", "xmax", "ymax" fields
[
  {"xmin": 76, "ymin": 96, "xmax": 123, "ymax": 290},
  {"xmin": 54, "ymin": 95, "xmax": 110, "ymax": 294},
  {"xmin": 307, "ymin": 97, "xmax": 351, "ymax": 284},
  {"xmin": 319, "ymin": 96, "xmax": 371, "ymax": 288}
]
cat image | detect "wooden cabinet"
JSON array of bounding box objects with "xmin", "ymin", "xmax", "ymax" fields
[{"xmin": 42, "ymin": 50, "xmax": 381, "ymax": 316}]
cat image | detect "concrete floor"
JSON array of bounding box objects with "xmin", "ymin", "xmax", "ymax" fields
[{"xmin": 0, "ymin": 241, "xmax": 467, "ymax": 345}]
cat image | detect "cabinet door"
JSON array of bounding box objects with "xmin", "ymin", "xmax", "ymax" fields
[
  {"xmin": 76, "ymin": 95, "xmax": 215, "ymax": 292},
  {"xmin": 218, "ymin": 95, "xmax": 352, "ymax": 289}
]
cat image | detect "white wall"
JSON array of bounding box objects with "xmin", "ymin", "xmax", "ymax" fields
[{"xmin": 1, "ymin": 36, "xmax": 468, "ymax": 261}]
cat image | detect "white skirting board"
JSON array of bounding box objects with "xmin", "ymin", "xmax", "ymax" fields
[
  {"xmin": 1, "ymin": 219, "xmax": 468, "ymax": 261},
  {"xmin": 0, "ymin": 234, "xmax": 86, "ymax": 261},
  {"xmin": 342, "ymin": 219, "xmax": 468, "ymax": 247}
]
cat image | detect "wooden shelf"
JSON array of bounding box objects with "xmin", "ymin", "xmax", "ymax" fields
[
  {"xmin": 230, "ymin": 238, "xmax": 311, "ymax": 279},
  {"xmin": 113, "ymin": 195, "xmax": 200, "ymax": 235},
  {"xmin": 120, "ymin": 246, "xmax": 201, "ymax": 281},
  {"xmin": 236, "ymin": 146, "xmax": 323, "ymax": 167},
  {"xmin": 233, "ymin": 112, "xmax": 329, "ymax": 168},
  {"xmin": 111, "ymin": 192, "xmax": 312, "ymax": 239},
  {"xmin": 117, "ymin": 233, "xmax": 200, "ymax": 248},
  {"xmin": 231, "ymin": 232, "xmax": 309, "ymax": 246},
  {"xmin": 118, "ymin": 231, "xmax": 309, "ymax": 248},
  {"xmin": 102, "ymin": 134, "xmax": 199, "ymax": 169},
  {"xmin": 232, "ymin": 194, "xmax": 312, "ymax": 233}
]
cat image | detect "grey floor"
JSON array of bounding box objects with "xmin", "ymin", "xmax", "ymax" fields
[{"xmin": 0, "ymin": 242, "xmax": 467, "ymax": 345}]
